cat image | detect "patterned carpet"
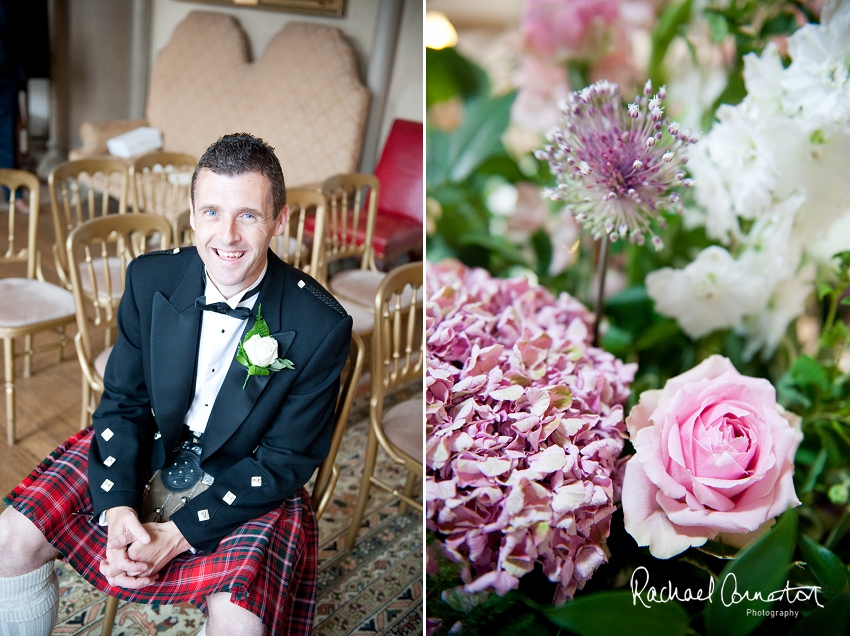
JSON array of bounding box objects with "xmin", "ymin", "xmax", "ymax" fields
[{"xmin": 49, "ymin": 384, "xmax": 423, "ymax": 635}]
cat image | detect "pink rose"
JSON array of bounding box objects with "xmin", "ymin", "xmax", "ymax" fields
[{"xmin": 621, "ymin": 355, "xmax": 802, "ymax": 559}]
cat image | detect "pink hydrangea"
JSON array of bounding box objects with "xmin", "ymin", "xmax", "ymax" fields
[
  {"xmin": 426, "ymin": 260, "xmax": 636, "ymax": 603},
  {"xmin": 521, "ymin": 0, "xmax": 619, "ymax": 60}
]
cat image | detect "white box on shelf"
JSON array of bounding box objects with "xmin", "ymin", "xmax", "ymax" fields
[{"xmin": 106, "ymin": 127, "xmax": 163, "ymax": 159}]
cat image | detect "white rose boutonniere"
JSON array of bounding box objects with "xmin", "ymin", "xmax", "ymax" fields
[{"xmin": 236, "ymin": 304, "xmax": 294, "ymax": 389}]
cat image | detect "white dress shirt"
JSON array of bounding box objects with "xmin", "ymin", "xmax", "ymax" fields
[{"xmin": 184, "ymin": 264, "xmax": 266, "ymax": 435}]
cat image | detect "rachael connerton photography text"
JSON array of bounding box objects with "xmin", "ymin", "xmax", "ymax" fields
[{"xmin": 630, "ymin": 566, "xmax": 823, "ymax": 609}]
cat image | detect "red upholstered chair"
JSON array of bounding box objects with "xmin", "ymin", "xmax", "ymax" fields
[
  {"xmin": 371, "ymin": 119, "xmax": 423, "ymax": 268},
  {"xmin": 325, "ymin": 120, "xmax": 422, "ymax": 313}
]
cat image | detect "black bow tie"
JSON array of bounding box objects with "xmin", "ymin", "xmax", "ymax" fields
[
  {"xmin": 194, "ymin": 284, "xmax": 261, "ymax": 320},
  {"xmin": 194, "ymin": 298, "xmax": 252, "ymax": 320}
]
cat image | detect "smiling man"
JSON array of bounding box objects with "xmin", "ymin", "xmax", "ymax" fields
[{"xmin": 0, "ymin": 133, "xmax": 352, "ymax": 636}]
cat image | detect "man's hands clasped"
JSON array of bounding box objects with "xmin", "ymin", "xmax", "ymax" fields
[{"xmin": 99, "ymin": 506, "xmax": 192, "ymax": 589}]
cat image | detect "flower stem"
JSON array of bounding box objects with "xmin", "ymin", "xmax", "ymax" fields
[
  {"xmin": 593, "ymin": 235, "xmax": 609, "ymax": 347},
  {"xmin": 825, "ymin": 504, "xmax": 850, "ymax": 552}
]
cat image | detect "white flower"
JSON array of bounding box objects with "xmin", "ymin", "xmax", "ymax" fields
[
  {"xmin": 742, "ymin": 264, "xmax": 816, "ymax": 361},
  {"xmin": 786, "ymin": 124, "xmax": 850, "ymax": 248},
  {"xmin": 646, "ymin": 246, "xmax": 771, "ymax": 339},
  {"xmin": 242, "ymin": 334, "xmax": 279, "ymax": 368},
  {"xmin": 781, "ymin": 0, "xmax": 850, "ymax": 125},
  {"xmin": 741, "ymin": 43, "xmax": 789, "ymax": 118}
]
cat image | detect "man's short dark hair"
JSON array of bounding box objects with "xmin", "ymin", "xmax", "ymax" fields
[{"xmin": 191, "ymin": 133, "xmax": 287, "ymax": 217}]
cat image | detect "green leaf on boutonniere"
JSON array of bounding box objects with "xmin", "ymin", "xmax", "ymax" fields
[
  {"xmin": 237, "ymin": 304, "xmax": 294, "ymax": 389},
  {"xmin": 269, "ymin": 358, "xmax": 294, "ymax": 371}
]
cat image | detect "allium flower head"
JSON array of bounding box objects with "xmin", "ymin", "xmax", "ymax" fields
[
  {"xmin": 535, "ymin": 79, "xmax": 697, "ymax": 248},
  {"xmin": 426, "ymin": 260, "xmax": 636, "ymax": 603}
]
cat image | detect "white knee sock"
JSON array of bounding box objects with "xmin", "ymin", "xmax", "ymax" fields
[{"xmin": 0, "ymin": 562, "xmax": 59, "ymax": 636}]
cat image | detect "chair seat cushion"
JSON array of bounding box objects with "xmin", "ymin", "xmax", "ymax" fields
[
  {"xmin": 303, "ymin": 211, "xmax": 422, "ymax": 263},
  {"xmin": 382, "ymin": 399, "xmax": 422, "ymax": 460},
  {"xmin": 330, "ymin": 269, "xmax": 385, "ymax": 308},
  {"xmin": 0, "ymin": 278, "xmax": 76, "ymax": 328},
  {"xmin": 94, "ymin": 346, "xmax": 113, "ymax": 379},
  {"xmin": 331, "ymin": 269, "xmax": 422, "ymax": 311},
  {"xmin": 80, "ymin": 256, "xmax": 124, "ymax": 299},
  {"xmin": 371, "ymin": 211, "xmax": 422, "ymax": 261},
  {"xmin": 337, "ymin": 297, "xmax": 373, "ymax": 336}
]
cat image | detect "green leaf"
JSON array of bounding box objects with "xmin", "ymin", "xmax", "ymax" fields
[
  {"xmin": 760, "ymin": 12, "xmax": 799, "ymax": 38},
  {"xmin": 458, "ymin": 233, "xmax": 526, "ymax": 266},
  {"xmin": 425, "ymin": 47, "xmax": 485, "ymax": 106},
  {"xmin": 530, "ymin": 228, "xmax": 553, "ymax": 276},
  {"xmin": 269, "ymin": 358, "xmax": 294, "ymax": 371},
  {"xmin": 705, "ymin": 511, "xmax": 798, "ymax": 636},
  {"xmin": 254, "ymin": 305, "xmax": 271, "ymax": 338},
  {"xmin": 634, "ymin": 319, "xmax": 682, "ymax": 352},
  {"xmin": 601, "ymin": 325, "xmax": 634, "ymax": 356},
  {"xmin": 605, "ymin": 285, "xmax": 651, "ymax": 309},
  {"xmin": 704, "ymin": 10, "xmax": 729, "ymax": 43},
  {"xmin": 801, "ymin": 447, "xmax": 828, "ymax": 495},
  {"xmin": 648, "ymin": 0, "xmax": 693, "ymax": 86},
  {"xmin": 799, "ymin": 534, "xmax": 850, "ymax": 600},
  {"xmin": 236, "ymin": 341, "xmax": 249, "ymax": 368},
  {"xmin": 791, "ymin": 356, "xmax": 830, "ymax": 393},
  {"xmin": 426, "ymin": 126, "xmax": 452, "ymax": 188},
  {"xmin": 447, "ymin": 92, "xmax": 516, "ymax": 184},
  {"xmin": 786, "ymin": 586, "xmax": 850, "ymax": 636},
  {"xmin": 540, "ymin": 590, "xmax": 690, "ymax": 636}
]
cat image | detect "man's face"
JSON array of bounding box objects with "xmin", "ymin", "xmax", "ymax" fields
[{"xmin": 190, "ymin": 168, "xmax": 287, "ymax": 298}]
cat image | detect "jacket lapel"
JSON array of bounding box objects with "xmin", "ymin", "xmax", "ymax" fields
[
  {"xmin": 202, "ymin": 253, "xmax": 296, "ymax": 460},
  {"xmin": 149, "ymin": 256, "xmax": 204, "ymax": 451}
]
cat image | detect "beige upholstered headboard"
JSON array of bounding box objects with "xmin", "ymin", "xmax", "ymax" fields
[{"xmin": 76, "ymin": 11, "xmax": 371, "ymax": 188}]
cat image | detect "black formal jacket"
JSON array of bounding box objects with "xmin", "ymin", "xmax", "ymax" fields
[{"xmin": 88, "ymin": 247, "xmax": 353, "ymax": 551}]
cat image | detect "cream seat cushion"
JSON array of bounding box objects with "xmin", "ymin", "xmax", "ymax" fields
[
  {"xmin": 337, "ymin": 297, "xmax": 374, "ymax": 336},
  {"xmin": 330, "ymin": 269, "xmax": 423, "ymax": 310},
  {"xmin": 79, "ymin": 257, "xmax": 125, "ymax": 300},
  {"xmin": 382, "ymin": 399, "xmax": 423, "ymax": 461},
  {"xmin": 0, "ymin": 279, "xmax": 76, "ymax": 327},
  {"xmin": 330, "ymin": 269, "xmax": 386, "ymax": 308},
  {"xmin": 94, "ymin": 346, "xmax": 113, "ymax": 379}
]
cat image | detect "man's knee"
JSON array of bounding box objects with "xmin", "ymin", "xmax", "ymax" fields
[
  {"xmin": 0, "ymin": 507, "xmax": 59, "ymax": 574},
  {"xmin": 206, "ymin": 592, "xmax": 266, "ymax": 636}
]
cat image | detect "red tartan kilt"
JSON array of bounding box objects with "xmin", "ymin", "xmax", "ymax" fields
[{"xmin": 4, "ymin": 428, "xmax": 317, "ymax": 635}]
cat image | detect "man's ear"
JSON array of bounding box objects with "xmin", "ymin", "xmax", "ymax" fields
[
  {"xmin": 189, "ymin": 201, "xmax": 196, "ymax": 230},
  {"xmin": 272, "ymin": 205, "xmax": 288, "ymax": 237}
]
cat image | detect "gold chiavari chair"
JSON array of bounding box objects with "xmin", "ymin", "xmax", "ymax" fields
[
  {"xmin": 130, "ymin": 151, "xmax": 196, "ymax": 222},
  {"xmin": 346, "ymin": 262, "xmax": 423, "ymax": 549},
  {"xmin": 271, "ymin": 188, "xmax": 326, "ymax": 281},
  {"xmin": 0, "ymin": 169, "xmax": 76, "ymax": 445},
  {"xmin": 66, "ymin": 213, "xmax": 172, "ymax": 429},
  {"xmin": 172, "ymin": 208, "xmax": 194, "ymax": 247},
  {"xmin": 319, "ymin": 174, "xmax": 381, "ymax": 338},
  {"xmin": 48, "ymin": 158, "xmax": 131, "ymax": 292}
]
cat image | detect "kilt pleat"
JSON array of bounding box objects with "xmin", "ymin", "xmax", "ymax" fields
[{"xmin": 4, "ymin": 427, "xmax": 317, "ymax": 635}]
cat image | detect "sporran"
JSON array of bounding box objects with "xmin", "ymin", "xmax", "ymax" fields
[{"xmin": 142, "ymin": 434, "xmax": 214, "ymax": 522}]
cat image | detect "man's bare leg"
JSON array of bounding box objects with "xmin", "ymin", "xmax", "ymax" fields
[
  {"xmin": 0, "ymin": 508, "xmax": 60, "ymax": 576},
  {"xmin": 0, "ymin": 508, "xmax": 61, "ymax": 635},
  {"xmin": 205, "ymin": 592, "xmax": 267, "ymax": 636}
]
